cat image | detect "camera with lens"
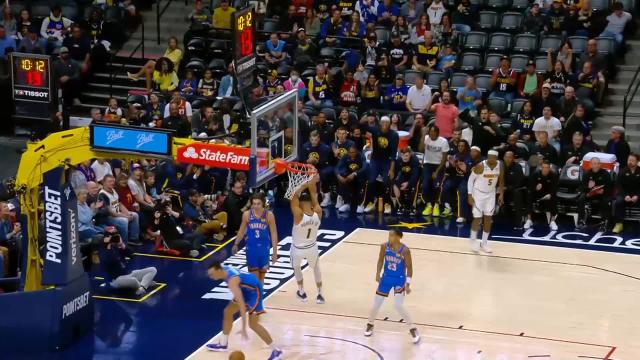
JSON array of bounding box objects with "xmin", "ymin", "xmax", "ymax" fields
[{"xmin": 109, "ymin": 233, "xmax": 122, "ymax": 244}]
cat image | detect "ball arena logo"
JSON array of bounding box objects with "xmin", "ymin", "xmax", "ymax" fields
[
  {"xmin": 202, "ymin": 230, "xmax": 346, "ymax": 300},
  {"xmin": 178, "ymin": 143, "xmax": 251, "ymax": 171}
]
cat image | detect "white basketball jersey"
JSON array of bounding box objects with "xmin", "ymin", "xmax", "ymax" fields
[
  {"xmin": 474, "ymin": 160, "xmax": 500, "ymax": 194},
  {"xmin": 292, "ymin": 212, "xmax": 321, "ymax": 249}
]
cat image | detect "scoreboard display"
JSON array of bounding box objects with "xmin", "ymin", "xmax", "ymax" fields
[
  {"xmin": 233, "ymin": 7, "xmax": 256, "ymax": 98},
  {"xmin": 11, "ymin": 53, "xmax": 52, "ymax": 103}
]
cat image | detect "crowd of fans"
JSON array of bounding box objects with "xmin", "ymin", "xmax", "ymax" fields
[{"xmin": 1, "ymin": 0, "xmax": 639, "ymax": 287}]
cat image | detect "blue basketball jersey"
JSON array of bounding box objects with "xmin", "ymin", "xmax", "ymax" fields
[
  {"xmin": 246, "ymin": 210, "xmax": 271, "ymax": 248},
  {"xmin": 382, "ymin": 242, "xmax": 406, "ymax": 279},
  {"xmin": 224, "ymin": 265, "xmax": 261, "ymax": 289}
]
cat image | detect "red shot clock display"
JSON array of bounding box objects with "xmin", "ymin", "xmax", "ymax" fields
[
  {"xmin": 234, "ymin": 8, "xmax": 255, "ymax": 61},
  {"xmin": 11, "ymin": 53, "xmax": 52, "ymax": 103}
]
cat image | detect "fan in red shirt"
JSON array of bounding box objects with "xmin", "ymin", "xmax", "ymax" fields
[
  {"xmin": 292, "ymin": 0, "xmax": 313, "ymax": 17},
  {"xmin": 339, "ymin": 70, "xmax": 360, "ymax": 108},
  {"xmin": 115, "ymin": 173, "xmax": 137, "ymax": 212}
]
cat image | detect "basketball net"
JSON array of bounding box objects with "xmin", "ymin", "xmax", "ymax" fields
[{"xmin": 274, "ymin": 160, "xmax": 317, "ymax": 199}]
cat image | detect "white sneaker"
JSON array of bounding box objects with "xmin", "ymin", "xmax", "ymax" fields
[
  {"xmin": 456, "ymin": 217, "xmax": 466, "ymax": 224},
  {"xmin": 480, "ymin": 240, "xmax": 493, "ymax": 253},
  {"xmin": 549, "ymin": 221, "xmax": 558, "ymax": 231},
  {"xmin": 364, "ymin": 202, "xmax": 375, "ymax": 213},
  {"xmin": 471, "ymin": 240, "xmax": 480, "ymax": 253},
  {"xmin": 356, "ymin": 205, "xmax": 365, "ymax": 214},
  {"xmin": 338, "ymin": 204, "xmax": 351, "ymax": 212},
  {"xmin": 524, "ymin": 219, "xmax": 533, "ymax": 229},
  {"xmin": 320, "ymin": 193, "xmax": 332, "ymax": 207},
  {"xmin": 189, "ymin": 250, "xmax": 200, "ymax": 258},
  {"xmin": 409, "ymin": 328, "xmax": 420, "ymax": 344},
  {"xmin": 335, "ymin": 195, "xmax": 345, "ymax": 209}
]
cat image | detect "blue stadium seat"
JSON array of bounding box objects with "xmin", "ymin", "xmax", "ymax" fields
[{"xmin": 596, "ymin": 37, "xmax": 616, "ymax": 55}]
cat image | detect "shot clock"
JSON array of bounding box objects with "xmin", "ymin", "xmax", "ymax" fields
[
  {"xmin": 233, "ymin": 7, "xmax": 257, "ymax": 105},
  {"xmin": 11, "ymin": 53, "xmax": 52, "ymax": 103}
]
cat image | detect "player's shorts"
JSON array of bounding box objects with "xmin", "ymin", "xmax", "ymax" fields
[
  {"xmin": 246, "ymin": 244, "xmax": 270, "ymax": 273},
  {"xmin": 376, "ymin": 275, "xmax": 406, "ymax": 297},
  {"xmin": 394, "ymin": 174, "xmax": 416, "ymax": 188},
  {"xmin": 290, "ymin": 242, "xmax": 319, "ymax": 276},
  {"xmin": 238, "ymin": 283, "xmax": 266, "ymax": 315},
  {"xmin": 471, "ymin": 191, "xmax": 496, "ymax": 218}
]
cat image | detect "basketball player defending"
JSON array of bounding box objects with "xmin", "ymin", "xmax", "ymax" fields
[
  {"xmin": 364, "ymin": 229, "xmax": 420, "ymax": 344},
  {"xmin": 206, "ymin": 262, "xmax": 283, "ymax": 360},
  {"xmin": 467, "ymin": 150, "xmax": 504, "ymax": 253},
  {"xmin": 232, "ymin": 193, "xmax": 279, "ymax": 283},
  {"xmin": 290, "ymin": 176, "xmax": 325, "ymax": 304}
]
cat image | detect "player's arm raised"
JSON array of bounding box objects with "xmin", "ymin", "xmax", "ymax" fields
[
  {"xmin": 290, "ymin": 185, "xmax": 304, "ymax": 225},
  {"xmin": 404, "ymin": 247, "xmax": 413, "ymax": 295},
  {"xmin": 498, "ymin": 162, "xmax": 505, "ymax": 205},
  {"xmin": 227, "ymin": 276, "xmax": 249, "ymax": 339},
  {"xmin": 375, "ymin": 243, "xmax": 385, "ymax": 283},
  {"xmin": 308, "ymin": 174, "xmax": 322, "ymax": 217},
  {"xmin": 232, "ymin": 211, "xmax": 250, "ymax": 254},
  {"xmin": 267, "ymin": 211, "xmax": 279, "ymax": 264}
]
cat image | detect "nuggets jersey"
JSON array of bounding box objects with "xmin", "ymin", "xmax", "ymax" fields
[
  {"xmin": 474, "ymin": 160, "xmax": 501, "ymax": 194},
  {"xmin": 292, "ymin": 212, "xmax": 321, "ymax": 249},
  {"xmin": 247, "ymin": 210, "xmax": 270, "ymax": 248},
  {"xmin": 382, "ymin": 242, "xmax": 406, "ymax": 279},
  {"xmin": 495, "ymin": 68, "xmax": 515, "ymax": 92}
]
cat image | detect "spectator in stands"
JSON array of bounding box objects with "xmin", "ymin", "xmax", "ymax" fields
[
  {"xmin": 320, "ymin": 9, "xmax": 344, "ymax": 46},
  {"xmin": 212, "ymin": 0, "xmax": 235, "ymax": 29},
  {"xmin": 533, "ymin": 106, "xmax": 562, "ymax": 151},
  {"xmin": 63, "ymin": 24, "xmax": 91, "ymax": 71},
  {"xmin": 523, "ymin": 4, "xmax": 545, "ymax": 33},
  {"xmin": 265, "ymin": 33, "xmax": 288, "ymax": 65},
  {"xmin": 343, "ymin": 11, "xmax": 366, "ymax": 38},
  {"xmin": 513, "ymin": 100, "xmax": 535, "ymax": 142},
  {"xmin": 575, "ymin": 61, "xmax": 602, "ymax": 112},
  {"xmin": 412, "ymin": 32, "xmax": 439, "ymax": 73},
  {"xmin": 301, "ymin": 130, "xmax": 333, "ymax": 206},
  {"xmin": 183, "ymin": 189, "xmax": 227, "ymax": 239},
  {"xmin": 99, "ymin": 226, "xmax": 157, "ymax": 296},
  {"xmin": 164, "ymin": 91, "xmax": 193, "ymax": 122},
  {"xmin": 580, "ymin": 39, "xmax": 607, "ymax": 75},
  {"xmin": 490, "ymin": 56, "xmax": 518, "ymax": 104},
  {"xmin": 545, "ymin": 0, "xmax": 569, "ymax": 36},
  {"xmin": 0, "ymin": 202, "xmax": 19, "ymax": 277},
  {"xmin": 303, "ymin": 8, "xmax": 322, "ymax": 36},
  {"xmin": 578, "ymin": 157, "xmax": 612, "ymax": 229},
  {"xmin": 562, "ymin": 103, "xmax": 591, "ymax": 144},
  {"xmin": 92, "ymin": 158, "xmax": 114, "ymax": 184},
  {"xmin": 128, "ymin": 164, "xmax": 155, "ymax": 211},
  {"xmin": 115, "ymin": 172, "xmax": 137, "ymax": 213},
  {"xmin": 145, "ymin": 93, "xmax": 165, "ymax": 127},
  {"xmin": 17, "ymin": 25, "xmax": 42, "ymax": 54},
  {"xmin": 53, "ymin": 46, "xmax": 82, "ymax": 109},
  {"xmin": 431, "ymin": 91, "xmax": 459, "ymax": 139},
  {"xmin": 186, "ymin": 0, "xmax": 211, "ymax": 30},
  {"xmin": 278, "ymin": 5, "xmax": 303, "ymax": 34},
  {"xmin": 411, "ymin": 14, "xmax": 430, "ymax": 44},
  {"xmin": 152, "ymin": 57, "xmax": 179, "ymax": 94},
  {"xmin": 401, "ymin": 0, "xmax": 425, "ymax": 24},
  {"xmin": 561, "ymin": 131, "xmax": 592, "ymax": 165},
  {"xmin": 525, "ymin": 160, "xmax": 559, "ymax": 230},
  {"xmin": 128, "ymin": 37, "xmax": 182, "ymax": 90},
  {"xmin": 99, "ymin": 174, "xmax": 141, "ymax": 246},
  {"xmin": 292, "ymin": 28, "xmax": 316, "ymax": 69},
  {"xmin": 144, "ymin": 172, "xmax": 160, "ymax": 201},
  {"xmin": 223, "ymin": 180, "xmax": 250, "ymax": 235},
  {"xmin": 462, "ymin": 107, "xmax": 503, "ymax": 155},
  {"xmin": 0, "ymin": 24, "xmax": 14, "ymax": 59},
  {"xmin": 452, "ymin": 0, "xmax": 473, "ymax": 35},
  {"xmin": 573, "ymin": 0, "xmax": 595, "ymax": 38},
  {"xmin": 518, "ymin": 60, "xmax": 544, "ymax": 98},
  {"xmin": 283, "ymin": 69, "xmax": 306, "ymax": 99},
  {"xmin": 263, "ymin": 70, "xmax": 282, "ymax": 97},
  {"xmin": 71, "ymin": 161, "xmax": 97, "ymax": 191},
  {"xmin": 307, "ymin": 64, "xmax": 333, "ymax": 110},
  {"xmin": 335, "ymin": 144, "xmax": 367, "ymax": 213},
  {"xmin": 40, "ymin": 5, "xmax": 73, "ymax": 54},
  {"xmin": 600, "ymin": 2, "xmax": 632, "ymax": 51},
  {"xmin": 530, "ymin": 83, "xmax": 556, "ymax": 118},
  {"xmin": 545, "ymin": 59, "xmax": 570, "ymax": 100},
  {"xmin": 606, "ymin": 126, "xmax": 631, "ymax": 166},
  {"xmin": 104, "ymin": 97, "xmax": 124, "ymax": 123},
  {"xmin": 406, "ymin": 74, "xmax": 432, "ymax": 113},
  {"xmin": 16, "ymin": 8, "xmax": 33, "ymax": 40},
  {"xmin": 612, "ymin": 153, "xmax": 640, "ymax": 233},
  {"xmin": 392, "ymin": 16, "xmax": 411, "ymax": 42},
  {"xmin": 385, "ymin": 74, "xmax": 409, "ymax": 111},
  {"xmin": 163, "ymin": 102, "xmax": 191, "ymax": 137},
  {"xmin": 0, "ymin": 4, "xmax": 16, "ymax": 37},
  {"xmin": 384, "ymin": 32, "xmax": 410, "ymax": 73},
  {"xmin": 197, "ymin": 69, "xmax": 218, "ymax": 98},
  {"xmin": 436, "ymin": 43, "xmax": 457, "ymax": 76},
  {"xmin": 361, "ymin": 73, "xmax": 381, "ymax": 110},
  {"xmin": 76, "ymin": 188, "xmax": 104, "ymax": 242},
  {"xmin": 443, "ymin": 139, "xmax": 472, "ymax": 222},
  {"xmin": 501, "ymin": 151, "xmax": 527, "ymax": 228},
  {"xmin": 421, "ymin": 125, "xmax": 449, "ymax": 217},
  {"xmin": 557, "ymin": 86, "xmax": 578, "ymax": 124},
  {"xmin": 178, "ymin": 69, "xmax": 198, "ymax": 100},
  {"xmin": 456, "ymin": 76, "xmax": 482, "ymax": 115},
  {"xmin": 532, "ymin": 131, "xmax": 560, "ymax": 166},
  {"xmin": 218, "ymin": 63, "xmax": 236, "ymax": 98},
  {"xmin": 377, "ymin": 0, "xmax": 400, "ymax": 26}
]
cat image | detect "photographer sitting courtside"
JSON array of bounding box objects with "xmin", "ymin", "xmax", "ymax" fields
[
  {"xmin": 152, "ymin": 200, "xmax": 205, "ymax": 258},
  {"xmin": 98, "ymin": 227, "xmax": 157, "ymax": 296}
]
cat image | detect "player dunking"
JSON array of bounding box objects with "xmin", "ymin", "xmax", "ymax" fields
[
  {"xmin": 232, "ymin": 193, "xmax": 278, "ymax": 283},
  {"xmin": 364, "ymin": 229, "xmax": 420, "ymax": 344},
  {"xmin": 290, "ymin": 176, "xmax": 324, "ymax": 304},
  {"xmin": 467, "ymin": 150, "xmax": 504, "ymax": 253},
  {"xmin": 205, "ymin": 262, "xmax": 283, "ymax": 360}
]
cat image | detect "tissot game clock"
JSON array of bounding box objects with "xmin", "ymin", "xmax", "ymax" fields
[
  {"xmin": 233, "ymin": 7, "xmax": 257, "ymax": 105},
  {"xmin": 11, "ymin": 53, "xmax": 52, "ymax": 103}
]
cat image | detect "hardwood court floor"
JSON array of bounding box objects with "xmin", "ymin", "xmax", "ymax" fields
[{"xmin": 188, "ymin": 228, "xmax": 640, "ymax": 360}]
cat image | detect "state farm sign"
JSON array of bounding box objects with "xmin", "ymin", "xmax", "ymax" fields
[{"xmin": 177, "ymin": 143, "xmax": 251, "ymax": 170}]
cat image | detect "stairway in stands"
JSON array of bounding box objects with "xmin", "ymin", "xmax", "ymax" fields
[
  {"xmin": 75, "ymin": 0, "xmax": 192, "ymax": 116},
  {"xmin": 593, "ymin": 39, "xmax": 640, "ymax": 146}
]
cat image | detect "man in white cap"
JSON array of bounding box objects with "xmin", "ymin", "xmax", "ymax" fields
[{"xmin": 467, "ymin": 149, "xmax": 504, "ymax": 253}]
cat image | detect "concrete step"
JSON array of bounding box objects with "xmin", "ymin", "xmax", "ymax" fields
[
  {"xmin": 87, "ymin": 82, "xmax": 147, "ymax": 92},
  {"xmin": 80, "ymin": 91, "xmax": 127, "ymax": 101}
]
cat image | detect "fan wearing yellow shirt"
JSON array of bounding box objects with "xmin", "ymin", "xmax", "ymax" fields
[
  {"xmin": 212, "ymin": 0, "xmax": 236, "ymax": 30},
  {"xmin": 128, "ymin": 37, "xmax": 183, "ymax": 92}
]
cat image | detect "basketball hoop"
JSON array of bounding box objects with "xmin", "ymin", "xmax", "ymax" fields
[{"xmin": 273, "ymin": 158, "xmax": 318, "ymax": 199}]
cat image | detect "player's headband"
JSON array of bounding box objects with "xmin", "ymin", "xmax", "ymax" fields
[{"xmin": 488, "ymin": 150, "xmax": 499, "ymax": 157}]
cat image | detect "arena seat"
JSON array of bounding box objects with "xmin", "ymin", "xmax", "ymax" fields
[
  {"xmin": 499, "ymin": 12, "xmax": 523, "ymax": 31},
  {"xmin": 569, "ymin": 36, "xmax": 589, "ymax": 54},
  {"xmin": 534, "ymin": 56, "xmax": 548, "ymax": 74},
  {"xmin": 187, "ymin": 37, "xmax": 207, "ymax": 59},
  {"xmin": 487, "ymin": 32, "xmax": 513, "ymax": 52},
  {"xmin": 403, "ymin": 70, "xmax": 422, "ymax": 85},
  {"xmin": 510, "ymin": 98, "xmax": 528, "ymax": 118},
  {"xmin": 127, "ymin": 94, "xmax": 147, "ymax": 106},
  {"xmin": 509, "ymin": 54, "xmax": 530, "ymax": 72},
  {"xmin": 591, "ymin": 0, "xmax": 609, "ymax": 11},
  {"xmin": 511, "ymin": 0, "xmax": 529, "ymax": 10},
  {"xmin": 479, "ymin": 11, "xmax": 500, "ymax": 30},
  {"xmin": 185, "ymin": 59, "xmax": 206, "ymax": 75},
  {"xmin": 483, "ymin": 53, "xmax": 504, "ymax": 72},
  {"xmin": 450, "ymin": 72, "xmax": 469, "ymax": 89},
  {"xmin": 459, "ymin": 52, "xmax": 483, "ymax": 71},
  {"xmin": 427, "ymin": 71, "xmax": 445, "ymax": 89},
  {"xmin": 374, "ymin": 27, "xmax": 391, "ymax": 44},
  {"xmin": 539, "ymin": 35, "xmax": 563, "ymax": 54},
  {"xmin": 488, "ymin": 97, "xmax": 508, "ymax": 116},
  {"xmin": 475, "ymin": 73, "xmax": 493, "ymax": 93},
  {"xmin": 596, "ymin": 37, "xmax": 616, "ymax": 55},
  {"xmin": 512, "ymin": 34, "xmax": 538, "ymax": 54},
  {"xmin": 487, "ymin": 0, "xmax": 510, "ymax": 9},
  {"xmin": 556, "ymin": 164, "xmax": 583, "ymax": 225},
  {"xmin": 463, "ymin": 31, "xmax": 488, "ymax": 51}
]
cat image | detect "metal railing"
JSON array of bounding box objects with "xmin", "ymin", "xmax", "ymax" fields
[
  {"xmin": 108, "ymin": 20, "xmax": 145, "ymax": 97},
  {"xmin": 157, "ymin": 0, "xmax": 189, "ymax": 45},
  {"xmin": 623, "ymin": 64, "xmax": 640, "ymax": 128}
]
